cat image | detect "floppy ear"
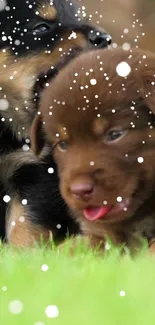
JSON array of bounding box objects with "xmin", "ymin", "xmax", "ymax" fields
[
  {"xmin": 140, "ymin": 67, "xmax": 155, "ymax": 114},
  {"xmin": 30, "ymin": 114, "xmax": 45, "ymax": 156}
]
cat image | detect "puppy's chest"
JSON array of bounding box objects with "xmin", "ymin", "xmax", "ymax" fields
[
  {"xmin": 127, "ymin": 216, "xmax": 155, "ymax": 243},
  {"xmin": 81, "ymin": 215, "xmax": 155, "ymax": 249}
]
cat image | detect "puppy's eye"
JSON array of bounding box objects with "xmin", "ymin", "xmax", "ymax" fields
[
  {"xmin": 104, "ymin": 129, "xmax": 127, "ymax": 143},
  {"xmin": 33, "ymin": 23, "xmax": 50, "ymax": 34},
  {"xmin": 56, "ymin": 141, "xmax": 68, "ymax": 152}
]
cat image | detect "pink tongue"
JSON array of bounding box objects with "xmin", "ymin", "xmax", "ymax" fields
[{"xmin": 83, "ymin": 206, "xmax": 111, "ymax": 221}]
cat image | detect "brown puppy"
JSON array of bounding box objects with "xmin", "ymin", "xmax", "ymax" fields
[{"xmin": 31, "ymin": 47, "xmax": 155, "ymax": 252}]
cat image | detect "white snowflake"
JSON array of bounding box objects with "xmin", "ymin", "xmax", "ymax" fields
[
  {"xmin": 41, "ymin": 264, "xmax": 49, "ymax": 272},
  {"xmin": 112, "ymin": 43, "xmax": 118, "ymax": 48},
  {"xmin": 0, "ymin": 99, "xmax": 9, "ymax": 111},
  {"xmin": 3, "ymin": 195, "xmax": 11, "ymax": 203},
  {"xmin": 117, "ymin": 196, "xmax": 122, "ymax": 202},
  {"xmin": 19, "ymin": 216, "xmax": 25, "ymax": 223},
  {"xmin": 45, "ymin": 305, "xmax": 59, "ymax": 318},
  {"xmin": 68, "ymin": 31, "xmax": 77, "ymax": 39},
  {"xmin": 22, "ymin": 144, "xmax": 30, "ymax": 151},
  {"xmin": 22, "ymin": 199, "xmax": 27, "ymax": 205},
  {"xmin": 2, "ymin": 35, "xmax": 7, "ymax": 41},
  {"xmin": 8, "ymin": 300, "xmax": 23, "ymax": 314},
  {"xmin": 90, "ymin": 79, "xmax": 97, "ymax": 85},
  {"xmin": 116, "ymin": 62, "xmax": 131, "ymax": 77},
  {"xmin": 120, "ymin": 290, "xmax": 126, "ymax": 297},
  {"xmin": 56, "ymin": 224, "xmax": 61, "ymax": 229},
  {"xmin": 122, "ymin": 43, "xmax": 131, "ymax": 51},
  {"xmin": 5, "ymin": 5, "xmax": 10, "ymax": 11},
  {"xmin": 2, "ymin": 286, "xmax": 7, "ymax": 291},
  {"xmin": 14, "ymin": 40, "xmax": 20, "ymax": 46},
  {"xmin": 25, "ymin": 138, "xmax": 30, "ymax": 144},
  {"xmin": 123, "ymin": 28, "xmax": 129, "ymax": 34},
  {"xmin": 137, "ymin": 157, "xmax": 144, "ymax": 163},
  {"xmin": 48, "ymin": 167, "xmax": 54, "ymax": 174}
]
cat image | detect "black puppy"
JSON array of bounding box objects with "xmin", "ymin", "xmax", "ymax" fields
[{"xmin": 0, "ymin": 0, "xmax": 111, "ymax": 245}]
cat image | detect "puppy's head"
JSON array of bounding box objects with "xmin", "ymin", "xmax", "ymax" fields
[
  {"xmin": 31, "ymin": 47, "xmax": 155, "ymax": 226},
  {"xmin": 0, "ymin": 0, "xmax": 111, "ymax": 138}
]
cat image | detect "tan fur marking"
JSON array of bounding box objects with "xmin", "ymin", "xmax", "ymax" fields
[
  {"xmin": 0, "ymin": 32, "xmax": 87, "ymax": 140},
  {"xmin": 93, "ymin": 117, "xmax": 108, "ymax": 136},
  {"xmin": 6, "ymin": 198, "xmax": 51, "ymax": 246},
  {"xmin": 57, "ymin": 125, "xmax": 69, "ymax": 141},
  {"xmin": 149, "ymin": 243, "xmax": 155, "ymax": 254},
  {"xmin": 37, "ymin": 3, "xmax": 57, "ymax": 20}
]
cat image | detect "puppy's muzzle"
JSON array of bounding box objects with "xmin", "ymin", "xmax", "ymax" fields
[{"xmin": 88, "ymin": 30, "xmax": 112, "ymax": 48}]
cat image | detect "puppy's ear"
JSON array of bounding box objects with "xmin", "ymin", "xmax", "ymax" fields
[
  {"xmin": 30, "ymin": 114, "xmax": 45, "ymax": 155},
  {"xmin": 140, "ymin": 67, "xmax": 155, "ymax": 114}
]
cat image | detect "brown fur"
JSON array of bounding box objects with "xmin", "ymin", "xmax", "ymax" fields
[{"xmin": 31, "ymin": 47, "xmax": 155, "ymax": 252}]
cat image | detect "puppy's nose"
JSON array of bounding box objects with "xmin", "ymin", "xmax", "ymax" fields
[
  {"xmin": 70, "ymin": 182, "xmax": 94, "ymax": 201},
  {"xmin": 88, "ymin": 30, "xmax": 112, "ymax": 48}
]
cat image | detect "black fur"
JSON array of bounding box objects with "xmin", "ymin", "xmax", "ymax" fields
[
  {"xmin": 10, "ymin": 157, "xmax": 80, "ymax": 242},
  {"xmin": 0, "ymin": 120, "xmax": 24, "ymax": 154},
  {"xmin": 0, "ymin": 0, "xmax": 109, "ymax": 55}
]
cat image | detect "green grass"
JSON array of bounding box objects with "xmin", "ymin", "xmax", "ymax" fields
[{"xmin": 0, "ymin": 240, "xmax": 155, "ymax": 325}]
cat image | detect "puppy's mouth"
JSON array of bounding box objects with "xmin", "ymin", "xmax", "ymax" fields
[
  {"xmin": 83, "ymin": 199, "xmax": 130, "ymax": 221},
  {"xmin": 33, "ymin": 47, "xmax": 82, "ymax": 104}
]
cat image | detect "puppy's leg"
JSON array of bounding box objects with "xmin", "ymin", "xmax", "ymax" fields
[{"xmin": 6, "ymin": 197, "xmax": 51, "ymax": 246}]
